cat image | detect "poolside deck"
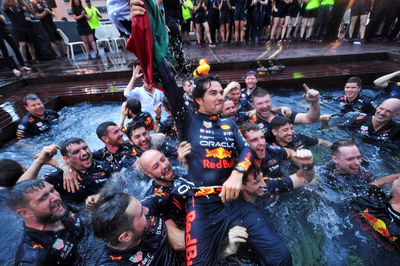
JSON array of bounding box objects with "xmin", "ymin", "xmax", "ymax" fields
[{"xmin": 0, "ymin": 41, "xmax": 399, "ymax": 146}]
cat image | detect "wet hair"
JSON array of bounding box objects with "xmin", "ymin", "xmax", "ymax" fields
[
  {"xmin": 96, "ymin": 121, "xmax": 117, "ymax": 140},
  {"xmin": 240, "ymin": 122, "xmax": 261, "ymax": 136},
  {"xmin": 126, "ymin": 98, "xmax": 142, "ymax": 115},
  {"xmin": 251, "ymin": 88, "xmax": 270, "ymax": 101},
  {"xmin": 7, "ymin": 180, "xmax": 47, "ymax": 211},
  {"xmin": 242, "ymin": 164, "xmax": 262, "ymax": 185},
  {"xmin": 270, "ymin": 116, "xmax": 293, "ymax": 131},
  {"xmin": 223, "ymin": 81, "xmax": 241, "ymax": 99},
  {"xmin": 0, "ymin": 159, "xmax": 24, "ymax": 188},
  {"xmin": 22, "ymin": 93, "xmax": 40, "ymax": 106},
  {"xmin": 331, "ymin": 140, "xmax": 355, "ymax": 156},
  {"xmin": 126, "ymin": 121, "xmax": 146, "ymax": 139},
  {"xmin": 162, "ymin": 96, "xmax": 171, "ymax": 112},
  {"xmin": 346, "ymin": 77, "xmax": 362, "ymax": 87},
  {"xmin": 60, "ymin": 137, "xmax": 85, "ymax": 156},
  {"xmin": 91, "ymin": 193, "xmax": 134, "ymax": 245},
  {"xmin": 192, "ymin": 75, "xmax": 222, "ymax": 108}
]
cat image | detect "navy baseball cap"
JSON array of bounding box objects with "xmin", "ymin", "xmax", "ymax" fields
[{"xmin": 243, "ymin": 71, "xmax": 257, "ymax": 78}]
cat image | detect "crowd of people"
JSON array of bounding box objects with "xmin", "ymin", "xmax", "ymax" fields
[
  {"xmin": 1, "ymin": 66, "xmax": 400, "ymax": 264},
  {"xmin": 1, "ymin": 0, "xmax": 400, "ymax": 265}
]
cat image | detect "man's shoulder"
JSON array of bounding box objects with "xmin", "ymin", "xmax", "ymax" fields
[
  {"xmin": 43, "ymin": 168, "xmax": 64, "ymax": 182},
  {"xmin": 91, "ymin": 160, "xmax": 114, "ymax": 174},
  {"xmin": 15, "ymin": 237, "xmax": 45, "ymax": 265}
]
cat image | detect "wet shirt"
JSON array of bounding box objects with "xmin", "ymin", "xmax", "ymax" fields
[
  {"xmin": 323, "ymin": 162, "xmax": 373, "ymax": 192},
  {"xmin": 271, "ymin": 134, "xmax": 318, "ymax": 151},
  {"xmin": 257, "ymin": 176, "xmax": 294, "ymax": 209},
  {"xmin": 335, "ymin": 94, "xmax": 376, "ymax": 115},
  {"xmin": 386, "ymin": 81, "xmax": 400, "ymax": 99},
  {"xmin": 255, "ymin": 144, "xmax": 288, "ymax": 178},
  {"xmin": 96, "ymin": 216, "xmax": 179, "ymax": 265},
  {"xmin": 250, "ymin": 110, "xmax": 298, "ymax": 139},
  {"xmin": 44, "ymin": 160, "xmax": 113, "ymax": 204},
  {"xmin": 142, "ymin": 180, "xmax": 186, "ymax": 228},
  {"xmin": 128, "ymin": 111, "xmax": 155, "ymax": 132},
  {"xmin": 16, "ymin": 110, "xmax": 59, "ymax": 140},
  {"xmin": 238, "ymin": 98, "xmax": 253, "ymax": 113},
  {"xmin": 92, "ymin": 141, "xmax": 134, "ymax": 171},
  {"xmin": 165, "ymin": 83, "xmax": 253, "ymax": 187},
  {"xmin": 15, "ymin": 210, "xmax": 84, "ymax": 266},
  {"xmin": 341, "ymin": 115, "xmax": 400, "ymax": 141},
  {"xmin": 351, "ymin": 184, "xmax": 400, "ymax": 249},
  {"xmin": 233, "ymin": 111, "xmax": 250, "ymax": 127},
  {"xmin": 240, "ymin": 86, "xmax": 262, "ymax": 108}
]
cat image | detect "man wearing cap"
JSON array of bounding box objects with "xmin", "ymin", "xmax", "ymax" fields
[
  {"xmin": 240, "ymin": 71, "xmax": 263, "ymax": 108},
  {"xmin": 224, "ymin": 81, "xmax": 253, "ymax": 113}
]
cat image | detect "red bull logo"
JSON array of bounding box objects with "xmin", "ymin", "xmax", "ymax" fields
[
  {"xmin": 205, "ymin": 147, "xmax": 232, "ymax": 159},
  {"xmin": 186, "ymin": 210, "xmax": 198, "ymax": 265}
]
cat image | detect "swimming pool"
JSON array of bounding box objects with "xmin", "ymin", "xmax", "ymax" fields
[{"xmin": 0, "ymin": 87, "xmax": 399, "ymax": 265}]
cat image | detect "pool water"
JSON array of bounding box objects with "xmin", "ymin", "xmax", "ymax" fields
[{"xmin": 0, "ymin": 87, "xmax": 399, "ymax": 265}]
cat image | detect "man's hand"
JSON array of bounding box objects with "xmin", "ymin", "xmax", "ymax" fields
[
  {"xmin": 130, "ymin": 0, "xmax": 146, "ymax": 19},
  {"xmin": 132, "ymin": 65, "xmax": 143, "ymax": 80},
  {"xmin": 220, "ymin": 170, "xmax": 243, "ymax": 203},
  {"xmin": 34, "ymin": 144, "xmax": 59, "ymax": 165},
  {"xmin": 62, "ymin": 167, "xmax": 82, "ymax": 193},
  {"xmin": 222, "ymin": 226, "xmax": 248, "ymax": 258},
  {"xmin": 121, "ymin": 101, "xmax": 129, "ymax": 116},
  {"xmin": 281, "ymin": 106, "xmax": 292, "ymax": 117},
  {"xmin": 86, "ymin": 194, "xmax": 100, "ymax": 208},
  {"xmin": 293, "ymin": 149, "xmax": 313, "ymax": 166},
  {"xmin": 177, "ymin": 141, "xmax": 191, "ymax": 168},
  {"xmin": 154, "ymin": 102, "xmax": 162, "ymax": 118},
  {"xmin": 303, "ymin": 83, "xmax": 320, "ymax": 102}
]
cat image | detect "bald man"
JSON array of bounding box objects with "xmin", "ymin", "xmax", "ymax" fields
[{"xmin": 340, "ymin": 98, "xmax": 400, "ymax": 141}]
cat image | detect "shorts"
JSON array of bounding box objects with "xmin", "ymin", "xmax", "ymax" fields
[
  {"xmin": 181, "ymin": 18, "xmax": 191, "ymax": 33},
  {"xmin": 234, "ymin": 9, "xmax": 246, "ymax": 21},
  {"xmin": 194, "ymin": 12, "xmax": 207, "ymax": 24},
  {"xmin": 304, "ymin": 8, "xmax": 318, "ymax": 18},
  {"xmin": 16, "ymin": 30, "xmax": 35, "ymax": 43},
  {"xmin": 220, "ymin": 10, "xmax": 231, "ymax": 24},
  {"xmin": 299, "ymin": 3, "xmax": 306, "ymax": 17},
  {"xmin": 272, "ymin": 4, "xmax": 289, "ymax": 18},
  {"xmin": 351, "ymin": 5, "xmax": 370, "ymax": 17},
  {"xmin": 77, "ymin": 24, "xmax": 93, "ymax": 36},
  {"xmin": 42, "ymin": 22, "xmax": 62, "ymax": 42},
  {"xmin": 288, "ymin": 3, "xmax": 300, "ymax": 17}
]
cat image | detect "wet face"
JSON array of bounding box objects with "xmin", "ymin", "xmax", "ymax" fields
[
  {"xmin": 104, "ymin": 125, "xmax": 125, "ymax": 147},
  {"xmin": 196, "ymin": 81, "xmax": 224, "ymax": 115},
  {"xmin": 272, "ymin": 123, "xmax": 294, "ymax": 145},
  {"xmin": 64, "ymin": 141, "xmax": 93, "ymax": 172},
  {"xmin": 222, "ymin": 100, "xmax": 238, "ymax": 119},
  {"xmin": 25, "ymin": 99, "xmax": 45, "ymax": 118},
  {"xmin": 129, "ymin": 127, "xmax": 150, "ymax": 153},
  {"xmin": 141, "ymin": 151, "xmax": 174, "ymax": 181},
  {"xmin": 245, "ymin": 75, "xmax": 257, "ymax": 89},
  {"xmin": 27, "ymin": 182, "xmax": 66, "ymax": 224},
  {"xmin": 227, "ymin": 88, "xmax": 241, "ymax": 105},
  {"xmin": 183, "ymin": 80, "xmax": 194, "ymax": 98},
  {"xmin": 344, "ymin": 82, "xmax": 361, "ymax": 102},
  {"xmin": 374, "ymin": 100, "xmax": 399, "ymax": 124},
  {"xmin": 252, "ymin": 94, "xmax": 272, "ymax": 120},
  {"xmin": 125, "ymin": 197, "xmax": 149, "ymax": 239},
  {"xmin": 242, "ymin": 171, "xmax": 266, "ymax": 200},
  {"xmin": 244, "ymin": 130, "xmax": 266, "ymax": 159},
  {"xmin": 332, "ymin": 145, "xmax": 362, "ymax": 175}
]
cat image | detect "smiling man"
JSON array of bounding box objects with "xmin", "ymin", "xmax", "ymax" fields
[
  {"xmin": 8, "ymin": 180, "xmax": 84, "ymax": 265},
  {"xmin": 43, "ymin": 138, "xmax": 114, "ymax": 205},
  {"xmin": 16, "ymin": 93, "xmax": 59, "ymax": 140}
]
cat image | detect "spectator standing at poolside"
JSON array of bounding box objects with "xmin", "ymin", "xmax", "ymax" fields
[
  {"xmin": 71, "ymin": 0, "xmax": 99, "ymax": 58},
  {"xmin": 181, "ymin": 0, "xmax": 194, "ymax": 45},
  {"xmin": 84, "ymin": 0, "xmax": 102, "ymax": 36}
]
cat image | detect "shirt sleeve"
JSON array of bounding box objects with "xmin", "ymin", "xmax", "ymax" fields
[{"xmin": 264, "ymin": 177, "xmax": 294, "ymax": 195}]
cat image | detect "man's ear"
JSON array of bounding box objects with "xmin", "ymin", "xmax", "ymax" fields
[
  {"xmin": 271, "ymin": 128, "xmax": 278, "ymax": 137},
  {"xmin": 331, "ymin": 155, "xmax": 338, "ymax": 164},
  {"xmin": 101, "ymin": 136, "xmax": 108, "ymax": 143},
  {"xmin": 194, "ymin": 97, "xmax": 203, "ymax": 108},
  {"xmin": 16, "ymin": 208, "xmax": 32, "ymax": 219},
  {"xmin": 118, "ymin": 231, "xmax": 133, "ymax": 244}
]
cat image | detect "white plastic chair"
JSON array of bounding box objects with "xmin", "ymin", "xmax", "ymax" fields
[
  {"xmin": 107, "ymin": 25, "xmax": 126, "ymax": 52},
  {"xmin": 95, "ymin": 26, "xmax": 114, "ymax": 53},
  {"xmin": 56, "ymin": 29, "xmax": 86, "ymax": 60}
]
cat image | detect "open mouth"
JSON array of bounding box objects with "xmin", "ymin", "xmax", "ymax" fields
[
  {"xmin": 51, "ymin": 202, "xmax": 64, "ymax": 213},
  {"xmin": 162, "ymin": 166, "xmax": 173, "ymax": 179}
]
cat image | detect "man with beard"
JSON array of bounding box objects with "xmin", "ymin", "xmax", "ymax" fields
[
  {"xmin": 16, "ymin": 93, "xmax": 59, "ymax": 140},
  {"xmin": 92, "ymin": 121, "xmax": 134, "ymax": 171},
  {"xmin": 337, "ymin": 98, "xmax": 400, "ymax": 141},
  {"xmin": 270, "ymin": 116, "xmax": 332, "ymax": 149},
  {"xmin": 8, "ymin": 180, "xmax": 84, "ymax": 265},
  {"xmin": 119, "ymin": 98, "xmax": 155, "ymax": 132},
  {"xmin": 221, "ymin": 98, "xmax": 250, "ymax": 126},
  {"xmin": 44, "ymin": 138, "xmax": 113, "ymax": 205},
  {"xmin": 91, "ymin": 193, "xmax": 180, "ymax": 265},
  {"xmin": 250, "ymin": 85, "xmax": 320, "ymax": 138}
]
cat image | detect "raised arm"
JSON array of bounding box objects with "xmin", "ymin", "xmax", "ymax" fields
[
  {"xmin": 374, "ymin": 71, "xmax": 400, "ymax": 88},
  {"xmin": 370, "ymin": 173, "xmax": 400, "ymax": 187},
  {"xmin": 124, "ymin": 65, "xmax": 143, "ymax": 98},
  {"xmin": 293, "ymin": 83, "xmax": 320, "ymax": 124}
]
